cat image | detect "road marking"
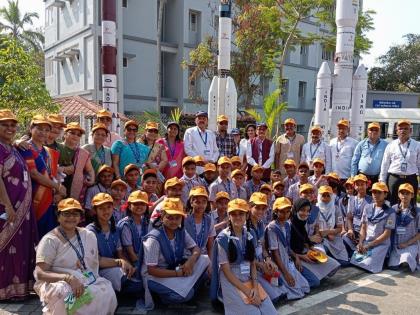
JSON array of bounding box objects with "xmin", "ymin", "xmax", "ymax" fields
[{"xmin": 280, "ymin": 269, "xmax": 402, "ymax": 315}]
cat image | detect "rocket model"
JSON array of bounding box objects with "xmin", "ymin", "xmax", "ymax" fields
[
  {"xmin": 314, "ymin": 0, "xmax": 367, "ymax": 140},
  {"xmin": 208, "ymin": 0, "xmax": 237, "ymax": 132},
  {"xmin": 101, "ymin": 0, "xmax": 119, "ymax": 132}
]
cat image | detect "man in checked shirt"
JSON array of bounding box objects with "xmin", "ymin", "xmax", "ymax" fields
[{"xmin": 215, "ymin": 115, "xmax": 236, "ymax": 158}]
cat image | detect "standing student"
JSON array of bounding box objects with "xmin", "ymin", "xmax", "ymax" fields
[
  {"xmin": 150, "ymin": 177, "xmax": 184, "ymax": 224},
  {"xmin": 231, "ymin": 156, "xmax": 243, "ymax": 171},
  {"xmin": 144, "ymin": 198, "xmax": 209, "ymax": 306},
  {"xmin": 245, "ymin": 164, "xmax": 266, "ymax": 199},
  {"xmin": 308, "ymin": 158, "xmax": 329, "ymax": 188},
  {"xmin": 232, "ymin": 169, "xmax": 248, "ymax": 200},
  {"xmin": 201, "ymin": 163, "xmax": 218, "ymax": 190},
  {"xmin": 273, "ymin": 181, "xmax": 285, "ymax": 199},
  {"xmin": 282, "ymin": 159, "xmax": 299, "ymax": 194},
  {"xmin": 287, "ymin": 162, "xmax": 317, "ymax": 203},
  {"xmin": 124, "ymin": 164, "xmax": 141, "ymax": 194},
  {"xmin": 316, "ymin": 186, "xmax": 349, "ymax": 265},
  {"xmin": 338, "ymin": 177, "xmax": 355, "ymax": 225},
  {"xmin": 259, "ymin": 184, "xmax": 275, "ymax": 224},
  {"xmin": 388, "ymin": 184, "xmax": 420, "ymax": 272},
  {"xmin": 350, "ymin": 182, "xmax": 396, "ymax": 273},
  {"xmin": 209, "ymin": 157, "xmax": 238, "ymax": 208},
  {"xmin": 110, "ymin": 179, "xmax": 128, "ymax": 221},
  {"xmin": 212, "ymin": 191, "xmax": 230, "ymax": 235},
  {"xmin": 84, "ymin": 165, "xmax": 114, "ymax": 217},
  {"xmin": 180, "ymin": 156, "xmax": 206, "ymax": 205},
  {"xmin": 265, "ymin": 197, "xmax": 310, "ymax": 299},
  {"xmin": 141, "ymin": 169, "xmax": 159, "ymax": 203},
  {"xmin": 185, "ymin": 186, "xmax": 216, "ymax": 257},
  {"xmin": 210, "ymin": 199, "xmax": 277, "ymax": 315}
]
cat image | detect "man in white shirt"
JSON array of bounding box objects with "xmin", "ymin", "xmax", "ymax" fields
[
  {"xmin": 301, "ymin": 125, "xmax": 332, "ymax": 174},
  {"xmin": 183, "ymin": 111, "xmax": 219, "ymax": 163},
  {"xmin": 379, "ymin": 119, "xmax": 420, "ymax": 205},
  {"xmin": 329, "ymin": 119, "xmax": 358, "ymax": 181}
]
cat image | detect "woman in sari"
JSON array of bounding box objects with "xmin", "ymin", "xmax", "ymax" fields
[
  {"xmin": 0, "ymin": 110, "xmax": 38, "ymax": 301},
  {"xmin": 57, "ymin": 122, "xmax": 95, "ymax": 203},
  {"xmin": 156, "ymin": 121, "xmax": 185, "ymax": 179},
  {"xmin": 111, "ymin": 120, "xmax": 150, "ymax": 179},
  {"xmin": 19, "ymin": 115, "xmax": 66, "ymax": 238},
  {"xmin": 82, "ymin": 123, "xmax": 112, "ymax": 175},
  {"xmin": 34, "ymin": 198, "xmax": 117, "ymax": 314}
]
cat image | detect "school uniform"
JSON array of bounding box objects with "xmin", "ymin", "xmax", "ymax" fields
[
  {"xmin": 236, "ymin": 185, "xmax": 248, "ymax": 201},
  {"xmin": 388, "ymin": 205, "xmax": 420, "ymax": 272},
  {"xmin": 266, "ymin": 221, "xmax": 310, "ymax": 299},
  {"xmin": 143, "ymin": 227, "xmax": 209, "ymax": 304},
  {"xmin": 210, "ymin": 227, "xmax": 277, "ymax": 315},
  {"xmin": 112, "ymin": 202, "xmax": 126, "ymax": 222},
  {"xmin": 308, "ymin": 175, "xmax": 328, "ymax": 188},
  {"xmin": 209, "ymin": 177, "xmax": 239, "ymax": 202},
  {"xmin": 180, "ymin": 174, "xmax": 206, "ymax": 205},
  {"xmin": 245, "ymin": 179, "xmax": 266, "ymax": 199},
  {"xmin": 84, "ymin": 184, "xmax": 112, "ymax": 210},
  {"xmin": 287, "ymin": 182, "xmax": 318, "ymax": 203},
  {"xmin": 263, "ymin": 196, "xmax": 275, "ymax": 225},
  {"xmin": 184, "ymin": 213, "xmax": 216, "ymax": 255},
  {"xmin": 283, "ymin": 175, "xmax": 299, "ymax": 195},
  {"xmin": 350, "ymin": 204, "xmax": 396, "ymax": 273}
]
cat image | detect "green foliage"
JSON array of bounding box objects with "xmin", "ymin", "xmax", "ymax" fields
[
  {"xmin": 170, "ymin": 108, "xmax": 183, "ymax": 123},
  {"xmin": 0, "ymin": 38, "xmax": 57, "ymax": 124},
  {"xmin": 368, "ymin": 34, "xmax": 420, "ymax": 93},
  {"xmin": 246, "ymin": 89, "xmax": 287, "ymax": 139}
]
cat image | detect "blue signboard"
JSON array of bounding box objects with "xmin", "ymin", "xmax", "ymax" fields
[{"xmin": 372, "ymin": 100, "xmax": 402, "ymax": 108}]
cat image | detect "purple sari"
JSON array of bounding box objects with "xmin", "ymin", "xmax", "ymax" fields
[{"xmin": 0, "ymin": 142, "xmax": 38, "ymax": 300}]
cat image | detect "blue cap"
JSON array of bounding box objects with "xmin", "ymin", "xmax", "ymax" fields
[
  {"xmin": 256, "ymin": 122, "xmax": 267, "ymax": 128},
  {"xmin": 231, "ymin": 128, "xmax": 240, "ymax": 135},
  {"xmin": 195, "ymin": 111, "xmax": 208, "ymax": 118}
]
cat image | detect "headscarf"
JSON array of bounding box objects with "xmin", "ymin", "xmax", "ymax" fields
[
  {"xmin": 317, "ymin": 192, "xmax": 336, "ymax": 229},
  {"xmin": 290, "ymin": 198, "xmax": 312, "ymax": 254}
]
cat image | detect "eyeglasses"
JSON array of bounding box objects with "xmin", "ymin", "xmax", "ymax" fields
[
  {"xmin": 60, "ymin": 211, "xmax": 82, "ymax": 217},
  {"xmin": 147, "ymin": 129, "xmax": 159, "ymax": 134},
  {"xmin": 126, "ymin": 128, "xmax": 138, "ymax": 132}
]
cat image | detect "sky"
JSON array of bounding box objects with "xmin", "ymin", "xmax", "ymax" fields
[{"xmin": 1, "ymin": 0, "xmax": 419, "ymax": 70}]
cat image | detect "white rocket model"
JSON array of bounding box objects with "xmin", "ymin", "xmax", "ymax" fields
[
  {"xmin": 208, "ymin": 0, "xmax": 237, "ymax": 132},
  {"xmin": 314, "ymin": 61, "xmax": 332, "ymax": 135},
  {"xmin": 350, "ymin": 64, "xmax": 368, "ymax": 140}
]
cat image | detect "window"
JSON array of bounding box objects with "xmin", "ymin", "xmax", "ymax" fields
[
  {"xmin": 322, "ymin": 45, "xmax": 333, "ymax": 61},
  {"xmin": 45, "ymin": 6, "xmax": 54, "ymax": 27},
  {"xmin": 122, "ymin": 0, "xmax": 127, "ymax": 8},
  {"xmin": 189, "ymin": 11, "xmax": 198, "ymax": 32},
  {"xmin": 281, "ymin": 79, "xmax": 289, "ymax": 101},
  {"xmin": 300, "ymin": 45, "xmax": 308, "ymax": 66},
  {"xmin": 298, "ymin": 81, "xmax": 307, "ymax": 107},
  {"xmin": 45, "ymin": 59, "xmax": 54, "ymax": 77},
  {"xmin": 123, "ymin": 58, "xmax": 127, "ymax": 67},
  {"xmin": 300, "ymin": 45, "xmax": 308, "ymax": 55}
]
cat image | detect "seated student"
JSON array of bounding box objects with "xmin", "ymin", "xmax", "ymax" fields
[
  {"xmin": 124, "ymin": 164, "xmax": 141, "ymax": 194},
  {"xmin": 142, "ymin": 169, "xmax": 159, "ymax": 203},
  {"xmin": 86, "ymin": 193, "xmax": 140, "ymax": 295},
  {"xmin": 248, "ymin": 193, "xmax": 287, "ymax": 302},
  {"xmin": 326, "ymin": 172, "xmax": 344, "ymax": 203},
  {"xmin": 209, "ymin": 157, "xmax": 238, "ymax": 209},
  {"xmin": 287, "ymin": 162, "xmax": 317, "ymax": 203},
  {"xmin": 212, "ymin": 191, "xmax": 230, "ymax": 235},
  {"xmin": 265, "ymin": 197, "xmax": 310, "ymax": 299},
  {"xmin": 388, "ymin": 184, "xmax": 420, "ymax": 272},
  {"xmin": 350, "ymin": 182, "xmax": 396, "ymax": 273},
  {"xmin": 117, "ymin": 191, "xmax": 150, "ymax": 278},
  {"xmin": 144, "ymin": 198, "xmax": 209, "ymax": 306},
  {"xmin": 231, "ymin": 156, "xmax": 243, "ymax": 171},
  {"xmin": 283, "ymin": 159, "xmax": 299, "ymax": 194},
  {"xmin": 201, "ymin": 163, "xmax": 218, "ymax": 190},
  {"xmin": 210, "ymin": 199, "xmax": 277, "ymax": 315},
  {"xmin": 185, "ymin": 186, "xmax": 216, "ymax": 258},
  {"xmin": 260, "ymin": 184, "xmax": 275, "ymax": 224},
  {"xmin": 343, "ymin": 175, "xmax": 372, "ymax": 255},
  {"xmin": 84, "ymin": 165, "xmax": 114, "ymax": 219},
  {"xmin": 316, "ymin": 186, "xmax": 349, "ymax": 266},
  {"xmin": 232, "ymin": 169, "xmax": 248, "ymax": 200},
  {"xmin": 273, "ymin": 181, "xmax": 285, "ymax": 199},
  {"xmin": 308, "ymin": 158, "xmax": 328, "ymax": 188},
  {"xmin": 338, "ymin": 177, "xmax": 355, "ymax": 231},
  {"xmin": 245, "ymin": 164, "xmax": 266, "ymax": 199},
  {"xmin": 270, "ymin": 169, "xmax": 282, "ymax": 186},
  {"xmin": 110, "ymin": 179, "xmax": 128, "ymax": 222},
  {"xmin": 194, "ymin": 155, "xmax": 206, "ymax": 176},
  {"xmin": 180, "ymin": 156, "xmax": 206, "ymax": 205},
  {"xmin": 298, "ymin": 184, "xmax": 322, "ymax": 244},
  {"xmin": 289, "ymin": 198, "xmax": 340, "ymax": 288}
]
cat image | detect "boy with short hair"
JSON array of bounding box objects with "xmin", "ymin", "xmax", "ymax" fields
[
  {"xmin": 209, "ymin": 157, "xmax": 238, "ymax": 208},
  {"xmin": 231, "ymin": 169, "xmax": 248, "ymax": 200},
  {"xmin": 287, "ymin": 162, "xmax": 316, "ymax": 203},
  {"xmin": 124, "ymin": 164, "xmax": 141, "ymax": 194},
  {"xmin": 110, "ymin": 179, "xmax": 128, "ymax": 222},
  {"xmin": 230, "ymin": 156, "xmax": 242, "ymax": 171},
  {"xmin": 180, "ymin": 156, "xmax": 206, "ymax": 205},
  {"xmin": 200, "ymin": 163, "xmax": 217, "ymax": 190},
  {"xmin": 309, "ymin": 158, "xmax": 328, "ymax": 188},
  {"xmin": 273, "ymin": 181, "xmax": 285, "ymax": 198},
  {"xmin": 245, "ymin": 164, "xmax": 266, "ymax": 199},
  {"xmin": 283, "ymin": 159, "xmax": 299, "ymax": 194},
  {"xmin": 142, "ymin": 169, "xmax": 159, "ymax": 204}
]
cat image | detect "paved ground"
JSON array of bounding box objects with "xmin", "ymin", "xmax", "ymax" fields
[{"xmin": 1, "ymin": 267, "xmax": 418, "ymax": 315}]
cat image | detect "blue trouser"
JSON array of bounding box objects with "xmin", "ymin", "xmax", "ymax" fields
[
  {"xmin": 121, "ymin": 276, "xmax": 144, "ymax": 296},
  {"xmin": 300, "ymin": 266, "xmax": 320, "ymax": 288}
]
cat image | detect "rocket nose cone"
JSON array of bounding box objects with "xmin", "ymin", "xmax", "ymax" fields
[
  {"xmin": 353, "ymin": 64, "xmax": 368, "ymax": 79},
  {"xmin": 317, "ymin": 61, "xmax": 332, "ymax": 78}
]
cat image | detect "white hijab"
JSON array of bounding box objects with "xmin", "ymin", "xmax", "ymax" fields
[{"xmin": 317, "ymin": 193, "xmax": 336, "ymax": 229}]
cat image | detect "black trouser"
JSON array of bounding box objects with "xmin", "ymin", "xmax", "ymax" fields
[
  {"xmin": 387, "ymin": 173, "xmax": 418, "ymax": 206},
  {"xmin": 358, "ymin": 172, "xmax": 379, "ymax": 195}
]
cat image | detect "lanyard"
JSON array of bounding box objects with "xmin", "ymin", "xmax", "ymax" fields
[
  {"xmin": 336, "ymin": 139, "xmax": 344, "ymax": 154},
  {"xmin": 166, "ymin": 139, "xmax": 176, "ymax": 159},
  {"xmin": 197, "ymin": 127, "xmax": 208, "ymax": 147},
  {"xmin": 95, "ymin": 146, "xmax": 106, "ymax": 164},
  {"xmin": 398, "ymin": 140, "xmax": 411, "ymax": 161},
  {"xmin": 128, "ymin": 142, "xmax": 142, "ymax": 163},
  {"xmin": 59, "ymin": 228, "xmax": 87, "ymax": 270},
  {"xmin": 222, "ymin": 179, "xmax": 231, "ymax": 197},
  {"xmin": 366, "ymin": 140, "xmax": 380, "ymax": 158},
  {"xmin": 310, "ymin": 142, "xmax": 321, "ymax": 159},
  {"xmin": 192, "ymin": 217, "xmax": 206, "ymax": 248},
  {"xmin": 287, "ymin": 135, "xmax": 296, "ymax": 146}
]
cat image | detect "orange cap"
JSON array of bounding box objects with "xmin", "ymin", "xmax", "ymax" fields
[
  {"xmin": 0, "ymin": 109, "xmax": 18, "ymax": 123},
  {"xmin": 97, "ymin": 165, "xmax": 114, "ymax": 176},
  {"xmin": 227, "ymin": 198, "xmax": 249, "ymax": 213},
  {"xmin": 128, "ymin": 190, "xmax": 148, "ymax": 204},
  {"xmin": 97, "ymin": 109, "xmax": 112, "ymax": 119},
  {"xmin": 203, "ymin": 163, "xmax": 217, "ymax": 173},
  {"xmin": 230, "ymin": 156, "xmax": 242, "ymax": 164},
  {"xmin": 161, "ymin": 197, "xmax": 186, "ymax": 217},
  {"xmin": 64, "ymin": 122, "xmax": 85, "ymax": 134},
  {"xmin": 319, "ymin": 185, "xmax": 333, "ymax": 195},
  {"xmin": 273, "ymin": 197, "xmax": 292, "ymax": 211},
  {"xmin": 299, "ymin": 183, "xmax": 314, "ymax": 193},
  {"xmin": 92, "ymin": 193, "xmax": 113, "ymax": 207},
  {"xmin": 182, "ymin": 156, "xmax": 196, "ymax": 167},
  {"xmin": 124, "ymin": 120, "xmax": 139, "ymax": 129},
  {"xmin": 372, "ymin": 182, "xmax": 389, "ymax": 193},
  {"xmin": 189, "ymin": 186, "xmax": 209, "ymax": 199},
  {"xmin": 47, "ymin": 114, "xmax": 66, "ymax": 126},
  {"xmin": 231, "ymin": 169, "xmax": 245, "ymax": 177},
  {"xmin": 217, "ymin": 156, "xmax": 232, "ymax": 166},
  {"xmin": 217, "ymin": 115, "xmax": 229, "ymax": 123},
  {"xmin": 215, "ymin": 191, "xmax": 230, "ymax": 201},
  {"xmin": 92, "ymin": 122, "xmax": 109, "ymax": 134},
  {"xmin": 57, "ymin": 198, "xmax": 84, "ymax": 212},
  {"xmin": 252, "ymin": 164, "xmax": 264, "ymax": 172},
  {"xmin": 124, "ymin": 163, "xmax": 140, "ymax": 175},
  {"xmin": 398, "ymin": 183, "xmax": 414, "ymax": 194},
  {"xmin": 353, "ymin": 174, "xmax": 368, "ymax": 183},
  {"xmin": 145, "ymin": 122, "xmax": 159, "ymax": 130},
  {"xmin": 250, "ymin": 192, "xmax": 268, "ymax": 206},
  {"xmin": 284, "ymin": 118, "xmax": 296, "ymax": 125},
  {"xmin": 31, "ymin": 115, "xmax": 52, "ymax": 127},
  {"xmin": 367, "ymin": 122, "xmax": 380, "ymax": 130},
  {"xmin": 283, "ymin": 159, "xmax": 296, "ymax": 167},
  {"xmin": 337, "ymin": 119, "xmax": 349, "ymax": 127},
  {"xmin": 164, "ymin": 177, "xmax": 185, "ymax": 190}
]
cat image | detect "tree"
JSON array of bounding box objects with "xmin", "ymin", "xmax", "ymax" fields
[
  {"xmin": 0, "ymin": 0, "xmax": 44, "ymax": 51},
  {"xmin": 0, "ymin": 39, "xmax": 58, "ymax": 124},
  {"xmin": 156, "ymin": 0, "xmax": 167, "ymax": 113},
  {"xmin": 368, "ymin": 34, "xmax": 420, "ymax": 93}
]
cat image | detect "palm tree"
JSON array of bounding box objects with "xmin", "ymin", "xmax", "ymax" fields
[{"xmin": 0, "ymin": 0, "xmax": 44, "ymax": 51}]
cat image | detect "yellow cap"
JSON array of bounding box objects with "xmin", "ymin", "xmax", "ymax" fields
[
  {"xmin": 194, "ymin": 155, "xmax": 206, "ymax": 166},
  {"xmin": 372, "ymin": 182, "xmax": 389, "ymax": 193},
  {"xmin": 97, "ymin": 109, "xmax": 112, "ymax": 119},
  {"xmin": 299, "ymin": 183, "xmax": 314, "ymax": 194},
  {"xmin": 230, "ymin": 156, "xmax": 242, "ymax": 164},
  {"xmin": 189, "ymin": 186, "xmax": 209, "ymax": 199},
  {"xmin": 161, "ymin": 197, "xmax": 186, "ymax": 217},
  {"xmin": 124, "ymin": 163, "xmax": 140, "ymax": 175},
  {"xmin": 31, "ymin": 115, "xmax": 52, "ymax": 127},
  {"xmin": 260, "ymin": 184, "xmax": 272, "ymax": 192},
  {"xmin": 92, "ymin": 192, "xmax": 113, "ymax": 207},
  {"xmin": 367, "ymin": 122, "xmax": 380, "ymax": 130},
  {"xmin": 145, "ymin": 121, "xmax": 159, "ymax": 130},
  {"xmin": 164, "ymin": 177, "xmax": 185, "ymax": 190},
  {"xmin": 217, "ymin": 156, "xmax": 232, "ymax": 166},
  {"xmin": 203, "ymin": 163, "xmax": 217, "ymax": 173},
  {"xmin": 57, "ymin": 198, "xmax": 84, "ymax": 212},
  {"xmin": 182, "ymin": 156, "xmax": 196, "ymax": 166},
  {"xmin": 283, "ymin": 159, "xmax": 296, "ymax": 167},
  {"xmin": 227, "ymin": 198, "xmax": 249, "ymax": 213},
  {"xmin": 312, "ymin": 158, "xmax": 325, "ymax": 166},
  {"xmin": 143, "ymin": 168, "xmax": 157, "ymax": 178},
  {"xmin": 398, "ymin": 183, "xmax": 414, "ymax": 194},
  {"xmin": 128, "ymin": 190, "xmax": 149, "ymax": 204},
  {"xmin": 64, "ymin": 122, "xmax": 85, "ymax": 134},
  {"xmin": 353, "ymin": 174, "xmax": 368, "ymax": 183},
  {"xmin": 319, "ymin": 185, "xmax": 333, "ymax": 195},
  {"xmin": 397, "ymin": 120, "xmax": 411, "ymax": 127},
  {"xmin": 273, "ymin": 197, "xmax": 292, "ymax": 211},
  {"xmin": 250, "ymin": 192, "xmax": 268, "ymax": 206},
  {"xmin": 231, "ymin": 169, "xmax": 245, "ymax": 177},
  {"xmin": 345, "ymin": 177, "xmax": 355, "ymax": 186},
  {"xmin": 217, "ymin": 115, "xmax": 229, "ymax": 123},
  {"xmin": 337, "ymin": 119, "xmax": 349, "ymax": 127},
  {"xmin": 311, "ymin": 125, "xmax": 322, "ymax": 133},
  {"xmin": 273, "ymin": 181, "xmax": 285, "ymax": 189},
  {"xmin": 111, "ymin": 179, "xmax": 128, "ymax": 189},
  {"xmin": 47, "ymin": 114, "xmax": 66, "ymax": 126},
  {"xmin": 252, "ymin": 164, "xmax": 264, "ymax": 172},
  {"xmin": 92, "ymin": 122, "xmax": 109, "ymax": 134},
  {"xmin": 215, "ymin": 191, "xmax": 230, "ymax": 201},
  {"xmin": 284, "ymin": 118, "xmax": 296, "ymax": 125},
  {"xmin": 97, "ymin": 165, "xmax": 114, "ymax": 176},
  {"xmin": 327, "ymin": 172, "xmax": 340, "ymax": 181},
  {"xmin": 124, "ymin": 120, "xmax": 139, "ymax": 129},
  {"xmin": 0, "ymin": 109, "xmax": 18, "ymax": 123}
]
